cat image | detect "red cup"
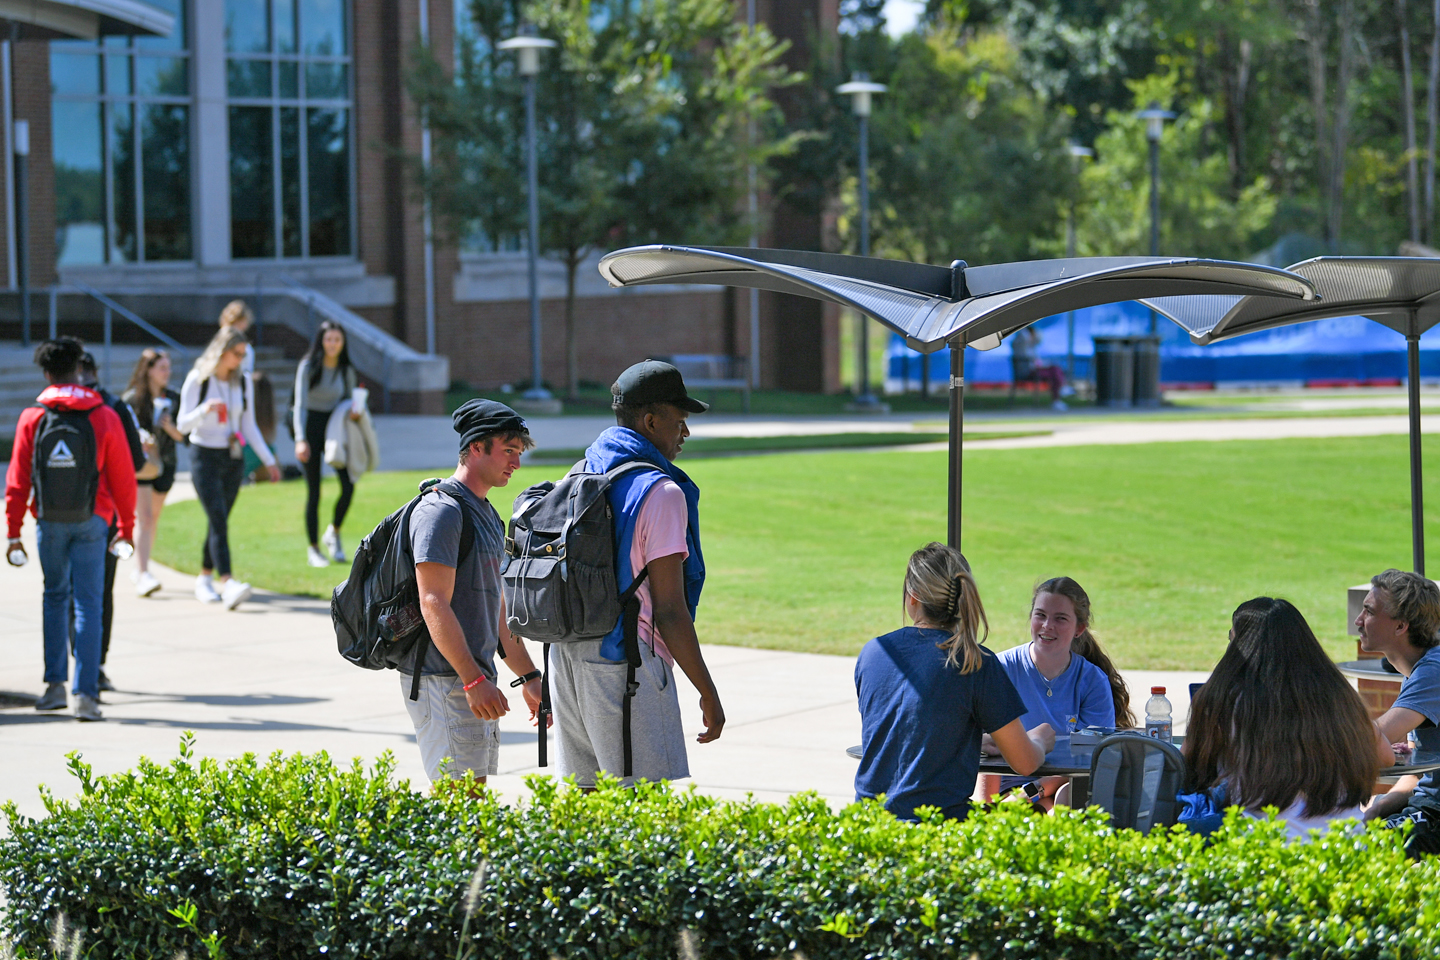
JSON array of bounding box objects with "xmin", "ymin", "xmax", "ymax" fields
[{"xmin": 217, "ymin": 403, "xmax": 227, "ymax": 424}]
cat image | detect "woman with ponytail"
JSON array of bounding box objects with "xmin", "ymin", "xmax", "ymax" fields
[
  {"xmin": 992, "ymin": 576, "xmax": 1129, "ymax": 807},
  {"xmin": 855, "ymin": 543, "xmax": 1056, "ymax": 821}
]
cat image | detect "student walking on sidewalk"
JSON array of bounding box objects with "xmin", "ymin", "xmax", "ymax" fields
[
  {"xmin": 5, "ymin": 337, "xmax": 136, "ymax": 722},
  {"xmin": 122, "ymin": 349, "xmax": 185, "ymax": 598},
  {"xmin": 292, "ymin": 320, "xmax": 360, "ymax": 568},
  {"xmin": 177, "ymin": 329, "xmax": 279, "ymax": 610}
]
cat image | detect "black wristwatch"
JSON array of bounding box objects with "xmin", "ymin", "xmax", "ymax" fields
[
  {"xmin": 1021, "ymin": 780, "xmax": 1044, "ymax": 803},
  {"xmin": 509, "ymin": 670, "xmax": 542, "ymax": 688}
]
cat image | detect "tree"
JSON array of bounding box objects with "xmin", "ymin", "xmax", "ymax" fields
[{"xmin": 412, "ymin": 0, "xmax": 799, "ymax": 396}]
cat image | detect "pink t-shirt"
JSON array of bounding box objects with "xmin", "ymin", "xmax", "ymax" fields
[{"xmin": 629, "ymin": 479, "xmax": 690, "ymax": 666}]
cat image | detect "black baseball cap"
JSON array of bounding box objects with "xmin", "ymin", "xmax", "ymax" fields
[{"xmin": 611, "ymin": 359, "xmax": 708, "ymax": 413}]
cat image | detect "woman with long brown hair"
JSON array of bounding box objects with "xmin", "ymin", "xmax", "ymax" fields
[
  {"xmin": 1184, "ymin": 597, "xmax": 1394, "ymax": 838},
  {"xmin": 121, "ymin": 349, "xmax": 184, "ymax": 597},
  {"xmin": 855, "ymin": 543, "xmax": 1055, "ymax": 821}
]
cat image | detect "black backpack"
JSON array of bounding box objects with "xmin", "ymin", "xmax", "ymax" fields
[
  {"xmin": 332, "ymin": 478, "xmax": 476, "ymax": 702},
  {"xmin": 502, "ymin": 460, "xmax": 656, "ymax": 774},
  {"xmin": 30, "ymin": 406, "xmax": 100, "ymax": 524}
]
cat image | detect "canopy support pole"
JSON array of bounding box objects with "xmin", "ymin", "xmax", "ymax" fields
[
  {"xmin": 1408, "ymin": 316, "xmax": 1425, "ymax": 576},
  {"xmin": 948, "ymin": 343, "xmax": 964, "ymax": 549}
]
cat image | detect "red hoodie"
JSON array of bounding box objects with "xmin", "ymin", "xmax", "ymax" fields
[{"xmin": 5, "ymin": 384, "xmax": 138, "ymax": 540}]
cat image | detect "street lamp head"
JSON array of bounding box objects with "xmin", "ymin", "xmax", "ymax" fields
[
  {"xmin": 837, "ymin": 72, "xmax": 887, "ymax": 118},
  {"xmin": 498, "ymin": 34, "xmax": 557, "ymax": 77},
  {"xmin": 1136, "ymin": 100, "xmax": 1175, "ymax": 142}
]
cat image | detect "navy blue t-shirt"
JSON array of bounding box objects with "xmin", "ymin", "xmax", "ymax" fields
[{"xmin": 855, "ymin": 627, "xmax": 1027, "ymax": 821}]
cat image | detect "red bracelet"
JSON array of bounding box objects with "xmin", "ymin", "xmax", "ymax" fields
[{"xmin": 462, "ymin": 675, "xmax": 487, "ymax": 692}]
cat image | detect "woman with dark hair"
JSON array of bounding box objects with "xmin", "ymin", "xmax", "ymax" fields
[
  {"xmin": 121, "ymin": 349, "xmax": 184, "ymax": 597},
  {"xmin": 992, "ymin": 577, "xmax": 1132, "ymax": 808},
  {"xmin": 292, "ymin": 320, "xmax": 360, "ymax": 567},
  {"xmin": 1184, "ymin": 597, "xmax": 1394, "ymax": 839},
  {"xmin": 855, "ymin": 543, "xmax": 1055, "ymax": 822}
]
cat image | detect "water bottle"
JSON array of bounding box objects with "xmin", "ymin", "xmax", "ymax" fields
[{"xmin": 1144, "ymin": 686, "xmax": 1173, "ymax": 743}]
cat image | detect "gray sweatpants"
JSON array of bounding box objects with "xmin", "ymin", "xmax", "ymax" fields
[{"xmin": 547, "ymin": 638, "xmax": 689, "ymax": 788}]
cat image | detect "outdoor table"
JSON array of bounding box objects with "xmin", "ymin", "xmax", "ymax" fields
[
  {"xmin": 1381, "ymin": 750, "xmax": 1440, "ymax": 784},
  {"xmin": 846, "ymin": 735, "xmax": 1104, "ymax": 806}
]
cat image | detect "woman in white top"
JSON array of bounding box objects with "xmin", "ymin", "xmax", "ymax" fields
[
  {"xmin": 1183, "ymin": 597, "xmax": 1394, "ymax": 840},
  {"xmin": 218, "ymin": 299, "xmax": 256, "ymax": 376},
  {"xmin": 176, "ymin": 329, "xmax": 278, "ymax": 609}
]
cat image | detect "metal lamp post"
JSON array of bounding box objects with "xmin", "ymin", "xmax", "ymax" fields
[
  {"xmin": 499, "ymin": 33, "xmax": 558, "ymax": 402},
  {"xmin": 1064, "ymin": 141, "xmax": 1093, "ymax": 381},
  {"xmin": 13, "ymin": 118, "xmax": 29, "ymax": 347},
  {"xmin": 837, "ymin": 73, "xmax": 887, "ymax": 408}
]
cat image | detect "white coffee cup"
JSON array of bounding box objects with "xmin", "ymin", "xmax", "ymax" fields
[{"xmin": 352, "ymin": 387, "xmax": 369, "ymax": 412}]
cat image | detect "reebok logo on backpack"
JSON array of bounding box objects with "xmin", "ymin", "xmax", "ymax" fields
[{"xmin": 31, "ymin": 409, "xmax": 99, "ymax": 524}]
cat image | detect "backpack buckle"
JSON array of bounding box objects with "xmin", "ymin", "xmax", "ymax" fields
[
  {"xmin": 625, "ymin": 680, "xmax": 640, "ymax": 698},
  {"xmin": 504, "ymin": 536, "xmax": 516, "ymax": 555}
]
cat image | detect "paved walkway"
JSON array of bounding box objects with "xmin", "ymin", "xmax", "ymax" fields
[{"xmin": 0, "ymin": 525, "xmax": 1206, "ymax": 822}]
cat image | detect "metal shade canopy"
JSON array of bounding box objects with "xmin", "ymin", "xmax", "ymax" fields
[
  {"xmin": 599, "ymin": 245, "xmax": 1317, "ymax": 548},
  {"xmin": 0, "ymin": 0, "xmax": 175, "ymax": 39},
  {"xmin": 1144, "ymin": 256, "xmax": 1440, "ymax": 577}
]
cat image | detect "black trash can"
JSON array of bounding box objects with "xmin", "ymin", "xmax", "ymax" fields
[
  {"xmin": 1093, "ymin": 337, "xmax": 1134, "ymax": 408},
  {"xmin": 1129, "ymin": 335, "xmax": 1161, "ymax": 408}
]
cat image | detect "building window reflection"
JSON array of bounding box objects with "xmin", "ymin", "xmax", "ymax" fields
[
  {"xmin": 227, "ymin": 0, "xmax": 353, "ymax": 259},
  {"xmin": 50, "ymin": 0, "xmax": 191, "ymax": 265}
]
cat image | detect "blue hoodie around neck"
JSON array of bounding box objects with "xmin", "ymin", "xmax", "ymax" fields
[{"xmin": 585, "ymin": 426, "xmax": 704, "ymax": 660}]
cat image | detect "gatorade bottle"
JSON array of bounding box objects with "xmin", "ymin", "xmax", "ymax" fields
[{"xmin": 1144, "ymin": 686, "xmax": 1173, "ymax": 743}]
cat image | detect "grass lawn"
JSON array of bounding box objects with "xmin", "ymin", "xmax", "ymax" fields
[{"xmin": 155, "ymin": 435, "xmax": 1423, "ymax": 670}]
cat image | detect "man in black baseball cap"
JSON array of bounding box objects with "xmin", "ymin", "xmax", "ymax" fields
[{"xmin": 544, "ymin": 359, "xmax": 725, "ymax": 790}]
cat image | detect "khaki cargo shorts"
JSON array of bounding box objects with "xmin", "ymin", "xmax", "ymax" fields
[{"xmin": 400, "ymin": 672, "xmax": 500, "ymax": 782}]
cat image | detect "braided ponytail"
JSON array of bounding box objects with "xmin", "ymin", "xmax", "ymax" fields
[{"xmin": 905, "ymin": 543, "xmax": 989, "ymax": 674}]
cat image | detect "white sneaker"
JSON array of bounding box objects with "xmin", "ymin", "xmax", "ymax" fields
[
  {"xmin": 135, "ymin": 570, "xmax": 162, "ymax": 597},
  {"xmin": 323, "ymin": 525, "xmax": 346, "ymax": 563},
  {"xmin": 1051, "ymin": 399, "xmax": 1069, "ymax": 411},
  {"xmin": 307, "ymin": 545, "xmax": 331, "ymax": 567},
  {"xmin": 221, "ymin": 579, "xmax": 253, "ymax": 610},
  {"xmin": 75, "ymin": 694, "xmax": 104, "ymax": 722},
  {"xmin": 195, "ymin": 574, "xmax": 222, "ymax": 603}
]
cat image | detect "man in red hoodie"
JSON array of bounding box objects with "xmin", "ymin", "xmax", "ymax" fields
[{"xmin": 6, "ymin": 338, "xmax": 136, "ymax": 721}]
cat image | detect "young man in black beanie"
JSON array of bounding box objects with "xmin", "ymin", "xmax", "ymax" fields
[{"xmin": 401, "ymin": 399, "xmax": 546, "ymax": 783}]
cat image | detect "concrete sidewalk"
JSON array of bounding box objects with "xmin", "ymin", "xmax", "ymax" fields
[{"xmin": 0, "ymin": 521, "xmax": 1206, "ymax": 822}]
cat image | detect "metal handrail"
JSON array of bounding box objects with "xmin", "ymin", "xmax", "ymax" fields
[{"xmin": 44, "ymin": 282, "xmax": 190, "ymax": 384}]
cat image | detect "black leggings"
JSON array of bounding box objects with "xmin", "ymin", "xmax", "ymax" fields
[
  {"xmin": 192, "ymin": 445, "xmax": 245, "ymax": 577},
  {"xmin": 303, "ymin": 408, "xmax": 355, "ymax": 545}
]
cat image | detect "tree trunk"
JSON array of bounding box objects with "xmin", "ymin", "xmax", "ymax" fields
[
  {"xmin": 1427, "ymin": 0, "xmax": 1440, "ymax": 240},
  {"xmin": 565, "ymin": 251, "xmax": 580, "ymax": 400},
  {"xmin": 1219, "ymin": 30, "xmax": 1253, "ymax": 194},
  {"xmin": 1327, "ymin": 0, "xmax": 1357, "ymax": 251},
  {"xmin": 1304, "ymin": 0, "xmax": 1332, "ymax": 242},
  {"xmin": 1402, "ymin": 0, "xmax": 1422, "ymax": 243}
]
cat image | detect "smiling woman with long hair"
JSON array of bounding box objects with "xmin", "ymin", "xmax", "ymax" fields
[
  {"xmin": 121, "ymin": 349, "xmax": 184, "ymax": 597},
  {"xmin": 1184, "ymin": 597, "xmax": 1394, "ymax": 838},
  {"xmin": 292, "ymin": 320, "xmax": 360, "ymax": 568}
]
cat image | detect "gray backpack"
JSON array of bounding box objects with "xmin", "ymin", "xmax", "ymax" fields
[{"xmin": 502, "ymin": 460, "xmax": 655, "ymax": 773}]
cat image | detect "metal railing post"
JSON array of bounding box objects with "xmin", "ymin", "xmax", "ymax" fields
[
  {"xmin": 48, "ymin": 286, "xmax": 57, "ymax": 339},
  {"xmin": 103, "ymin": 306, "xmax": 112, "ymax": 386}
]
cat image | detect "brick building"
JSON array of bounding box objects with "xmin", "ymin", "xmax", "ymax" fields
[{"xmin": 1, "ymin": 0, "xmax": 842, "ymax": 403}]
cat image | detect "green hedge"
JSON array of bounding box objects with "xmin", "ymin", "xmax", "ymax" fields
[{"xmin": 3, "ymin": 736, "xmax": 1439, "ymax": 960}]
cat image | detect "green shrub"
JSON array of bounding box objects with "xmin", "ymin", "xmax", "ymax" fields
[{"xmin": 3, "ymin": 737, "xmax": 1439, "ymax": 959}]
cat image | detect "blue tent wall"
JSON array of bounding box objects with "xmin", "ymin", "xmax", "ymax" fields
[{"xmin": 884, "ymin": 301, "xmax": 1440, "ymax": 391}]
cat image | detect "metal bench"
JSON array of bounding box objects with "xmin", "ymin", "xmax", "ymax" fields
[{"xmin": 659, "ymin": 354, "xmax": 751, "ymax": 413}]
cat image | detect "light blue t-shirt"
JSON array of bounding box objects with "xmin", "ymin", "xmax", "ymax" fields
[
  {"xmin": 1394, "ymin": 645, "xmax": 1440, "ymax": 800},
  {"xmin": 995, "ymin": 642, "xmax": 1116, "ymax": 734}
]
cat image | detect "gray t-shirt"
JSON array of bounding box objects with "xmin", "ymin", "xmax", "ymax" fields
[
  {"xmin": 408, "ymin": 481, "xmax": 506, "ymax": 677},
  {"xmin": 1395, "ymin": 645, "xmax": 1440, "ymax": 799}
]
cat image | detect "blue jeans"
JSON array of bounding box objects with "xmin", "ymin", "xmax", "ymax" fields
[{"xmin": 37, "ymin": 514, "xmax": 107, "ymax": 699}]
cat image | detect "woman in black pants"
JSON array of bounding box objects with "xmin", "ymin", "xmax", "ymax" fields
[
  {"xmin": 293, "ymin": 320, "xmax": 360, "ymax": 567},
  {"xmin": 177, "ymin": 328, "xmax": 279, "ymax": 610}
]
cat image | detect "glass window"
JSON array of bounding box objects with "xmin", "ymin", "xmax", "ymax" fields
[
  {"xmin": 51, "ymin": 3, "xmax": 190, "ymax": 264},
  {"xmin": 225, "ymin": 0, "xmax": 270, "ymax": 53},
  {"xmin": 228, "ymin": 0, "xmax": 352, "ymax": 259}
]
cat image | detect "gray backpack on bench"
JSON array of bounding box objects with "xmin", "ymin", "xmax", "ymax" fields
[{"xmin": 502, "ymin": 459, "xmax": 656, "ymax": 774}]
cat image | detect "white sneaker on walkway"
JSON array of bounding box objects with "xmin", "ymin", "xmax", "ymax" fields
[
  {"xmin": 75, "ymin": 695, "xmax": 104, "ymax": 722},
  {"xmin": 323, "ymin": 525, "xmax": 346, "ymax": 563},
  {"xmin": 195, "ymin": 574, "xmax": 222, "ymax": 603},
  {"xmin": 1051, "ymin": 399, "xmax": 1069, "ymax": 412},
  {"xmin": 307, "ymin": 545, "xmax": 331, "ymax": 568},
  {"xmin": 35, "ymin": 682, "xmax": 67, "ymax": 711},
  {"xmin": 221, "ymin": 579, "xmax": 253, "ymax": 610},
  {"xmin": 136, "ymin": 570, "xmax": 162, "ymax": 597}
]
